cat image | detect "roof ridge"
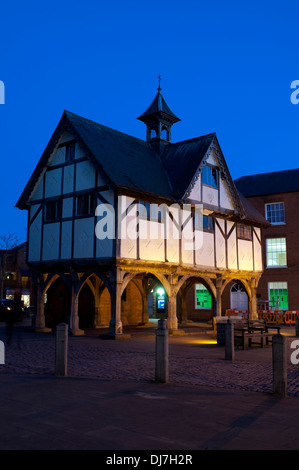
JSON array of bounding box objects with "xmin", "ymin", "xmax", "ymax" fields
[
  {"xmin": 169, "ymin": 132, "xmax": 216, "ymax": 147},
  {"xmin": 235, "ymin": 167, "xmax": 299, "ymax": 180},
  {"xmin": 64, "ymin": 110, "xmax": 152, "ymax": 147}
]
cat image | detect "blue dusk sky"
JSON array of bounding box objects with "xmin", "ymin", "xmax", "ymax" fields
[{"xmin": 0, "ymin": 0, "xmax": 299, "ymax": 242}]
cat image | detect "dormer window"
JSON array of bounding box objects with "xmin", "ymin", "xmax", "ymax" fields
[{"xmin": 202, "ymin": 165, "xmax": 218, "ymax": 189}]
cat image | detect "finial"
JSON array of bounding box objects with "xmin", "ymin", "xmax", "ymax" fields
[{"xmin": 157, "ymin": 74, "xmax": 162, "ymax": 92}]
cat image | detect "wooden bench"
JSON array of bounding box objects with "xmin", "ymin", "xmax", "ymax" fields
[{"xmin": 233, "ymin": 319, "xmax": 281, "ymax": 349}]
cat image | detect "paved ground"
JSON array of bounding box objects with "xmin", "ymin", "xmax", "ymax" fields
[{"xmin": 1, "ymin": 322, "xmax": 299, "ymax": 450}]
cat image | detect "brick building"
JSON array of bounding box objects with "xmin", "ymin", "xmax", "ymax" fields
[
  {"xmin": 234, "ymin": 169, "xmax": 299, "ymax": 312},
  {"xmin": 0, "ymin": 242, "xmax": 34, "ymax": 308}
]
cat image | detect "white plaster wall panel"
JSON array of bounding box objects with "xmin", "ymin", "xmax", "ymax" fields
[
  {"xmin": 48, "ymin": 147, "xmax": 65, "ymax": 166},
  {"xmin": 254, "ymin": 227, "xmax": 261, "ymax": 241},
  {"xmin": 206, "ymin": 149, "xmax": 218, "ymax": 166},
  {"xmin": 253, "ymin": 231, "xmax": 262, "ymax": 271},
  {"xmin": 63, "ymin": 165, "xmax": 75, "ymax": 194},
  {"xmin": 119, "ymin": 195, "xmax": 135, "ymax": 213},
  {"xmin": 238, "ymin": 239, "xmax": 253, "ymax": 271},
  {"xmin": 202, "ymin": 185, "xmax": 218, "ymax": 206},
  {"xmin": 75, "ymin": 143, "xmax": 85, "ymax": 159},
  {"xmin": 189, "ymin": 175, "xmax": 201, "ymax": 202},
  {"xmin": 75, "ymin": 161, "xmax": 96, "ymax": 192},
  {"xmin": 96, "ymin": 237, "xmax": 113, "ymax": 258},
  {"xmin": 166, "ymin": 211, "xmax": 180, "ymax": 263},
  {"xmin": 60, "ymin": 221, "xmax": 72, "ymax": 259},
  {"xmin": 42, "ymin": 223, "xmax": 60, "ymax": 261},
  {"xmin": 58, "ymin": 131, "xmax": 75, "ymax": 145},
  {"xmin": 97, "ymin": 170, "xmax": 109, "ymax": 187},
  {"xmin": 101, "ymin": 189, "xmax": 114, "ymax": 205},
  {"xmin": 219, "ymin": 178, "xmax": 234, "ymax": 210},
  {"xmin": 227, "ymin": 228, "xmax": 238, "ymax": 270},
  {"xmin": 194, "ymin": 229, "xmax": 204, "ymax": 264},
  {"xmin": 62, "ymin": 198, "xmax": 73, "ymax": 219},
  {"xmin": 29, "ymin": 204, "xmax": 41, "ymax": 221},
  {"xmin": 227, "ymin": 220, "xmax": 234, "ymax": 233},
  {"xmin": 215, "ymin": 223, "xmax": 226, "ymax": 268},
  {"xmin": 28, "ymin": 170, "xmax": 45, "ymax": 202},
  {"xmin": 195, "ymin": 232, "xmax": 214, "ymax": 267},
  {"xmin": 139, "ymin": 220, "xmax": 165, "ymax": 262},
  {"xmin": 74, "ymin": 218, "xmax": 94, "ymax": 259},
  {"xmin": 28, "ymin": 211, "xmax": 42, "ymax": 262},
  {"xmin": 45, "ymin": 168, "xmax": 62, "ymax": 198},
  {"xmin": 216, "ymin": 218, "xmax": 225, "ymax": 232},
  {"xmin": 119, "ymin": 200, "xmax": 137, "ymax": 259},
  {"xmin": 181, "ymin": 208, "xmax": 194, "ymax": 264}
]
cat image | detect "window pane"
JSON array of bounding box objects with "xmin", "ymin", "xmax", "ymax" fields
[
  {"xmin": 195, "ymin": 284, "xmax": 212, "ymax": 309},
  {"xmin": 266, "ymin": 238, "xmax": 287, "ymax": 267},
  {"xmin": 268, "ymin": 282, "xmax": 288, "ymax": 309},
  {"xmin": 202, "ymin": 166, "xmax": 218, "ymax": 188},
  {"xmin": 265, "ymin": 202, "xmax": 285, "ymax": 224}
]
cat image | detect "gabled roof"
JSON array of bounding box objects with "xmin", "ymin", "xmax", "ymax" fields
[
  {"xmin": 162, "ymin": 133, "xmax": 216, "ymax": 200},
  {"xmin": 235, "ymin": 169, "xmax": 299, "ymax": 197},
  {"xmin": 137, "ymin": 91, "xmax": 180, "ymax": 123},
  {"xmin": 16, "ymin": 110, "xmax": 267, "ymax": 226},
  {"xmin": 16, "ymin": 111, "xmax": 174, "ymax": 208}
]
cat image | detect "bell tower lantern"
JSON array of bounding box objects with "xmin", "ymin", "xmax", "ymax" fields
[{"xmin": 137, "ymin": 76, "xmax": 180, "ymax": 153}]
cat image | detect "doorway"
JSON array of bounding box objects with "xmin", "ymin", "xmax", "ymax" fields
[{"xmin": 230, "ymin": 283, "xmax": 248, "ymax": 311}]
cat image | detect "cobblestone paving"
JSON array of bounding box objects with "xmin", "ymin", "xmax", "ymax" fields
[{"xmin": 1, "ymin": 327, "xmax": 299, "ymax": 397}]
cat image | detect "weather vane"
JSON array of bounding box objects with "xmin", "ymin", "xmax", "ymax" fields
[{"xmin": 157, "ymin": 74, "xmax": 162, "ymax": 92}]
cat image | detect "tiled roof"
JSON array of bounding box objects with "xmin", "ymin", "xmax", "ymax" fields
[
  {"xmin": 235, "ymin": 169, "xmax": 299, "ymax": 197},
  {"xmin": 16, "ymin": 110, "xmax": 267, "ymax": 226}
]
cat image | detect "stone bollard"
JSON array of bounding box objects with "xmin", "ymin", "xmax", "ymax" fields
[
  {"xmin": 272, "ymin": 334, "xmax": 287, "ymax": 398},
  {"xmin": 225, "ymin": 319, "xmax": 235, "ymax": 361},
  {"xmin": 155, "ymin": 319, "xmax": 169, "ymax": 383},
  {"xmin": 295, "ymin": 316, "xmax": 299, "ymax": 337},
  {"xmin": 55, "ymin": 323, "xmax": 68, "ymax": 377}
]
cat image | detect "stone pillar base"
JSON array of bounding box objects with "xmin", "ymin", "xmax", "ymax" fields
[
  {"xmin": 35, "ymin": 327, "xmax": 52, "ymax": 333},
  {"xmin": 71, "ymin": 328, "xmax": 85, "ymax": 336},
  {"xmin": 169, "ymin": 329, "xmax": 185, "ymax": 336}
]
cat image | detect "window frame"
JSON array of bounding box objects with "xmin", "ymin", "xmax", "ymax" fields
[
  {"xmin": 266, "ymin": 237, "xmax": 287, "ymax": 268},
  {"xmin": 236, "ymin": 224, "xmax": 252, "ymax": 241},
  {"xmin": 65, "ymin": 142, "xmax": 76, "ymax": 162},
  {"xmin": 195, "ymin": 283, "xmax": 212, "ymax": 310},
  {"xmin": 268, "ymin": 281, "xmax": 289, "ymax": 310},
  {"xmin": 202, "ymin": 164, "xmax": 219, "ymax": 189},
  {"xmin": 45, "ymin": 199, "xmax": 62, "ymax": 222},
  {"xmin": 265, "ymin": 202, "xmax": 285, "ymax": 225},
  {"xmin": 76, "ymin": 193, "xmax": 95, "ymax": 217}
]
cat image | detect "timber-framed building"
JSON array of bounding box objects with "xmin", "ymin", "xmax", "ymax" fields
[{"xmin": 16, "ymin": 86, "xmax": 268, "ymax": 335}]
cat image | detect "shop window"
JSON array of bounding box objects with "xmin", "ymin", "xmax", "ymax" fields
[
  {"xmin": 268, "ymin": 282, "xmax": 288, "ymax": 310},
  {"xmin": 195, "ymin": 284, "xmax": 212, "ymax": 309}
]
